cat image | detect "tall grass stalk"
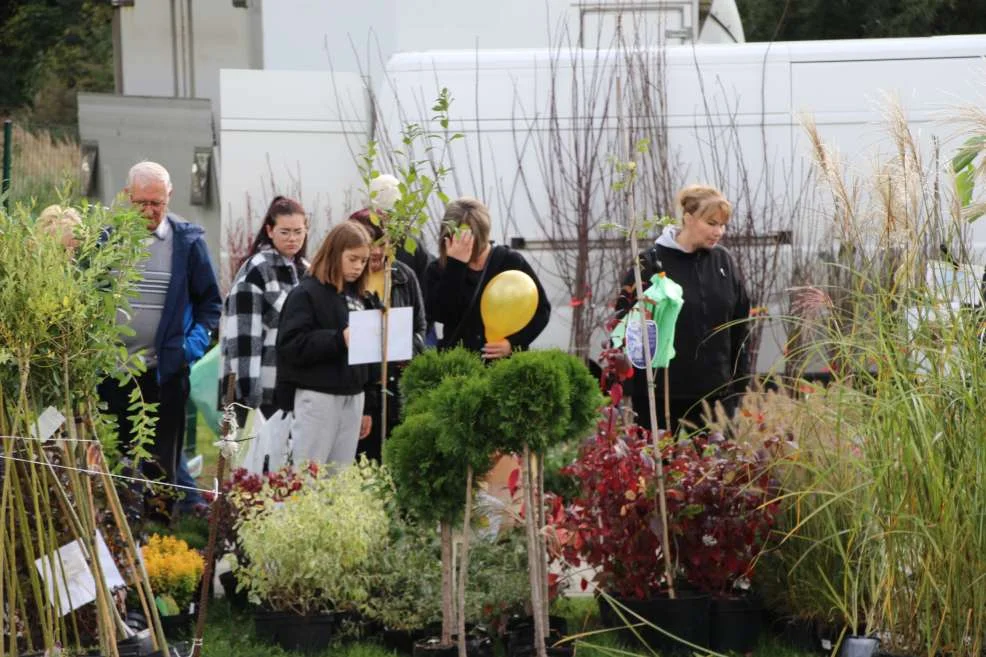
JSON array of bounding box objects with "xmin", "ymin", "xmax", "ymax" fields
[
  {"xmin": 756, "ymin": 104, "xmax": 984, "ymax": 657},
  {"xmin": 5, "ymin": 123, "xmax": 80, "ymax": 208}
]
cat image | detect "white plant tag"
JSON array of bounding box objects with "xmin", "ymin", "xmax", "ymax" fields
[{"xmin": 29, "ymin": 406, "xmax": 66, "ymax": 442}]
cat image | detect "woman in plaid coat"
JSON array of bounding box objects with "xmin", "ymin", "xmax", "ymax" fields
[{"xmin": 221, "ymin": 196, "xmax": 309, "ymax": 418}]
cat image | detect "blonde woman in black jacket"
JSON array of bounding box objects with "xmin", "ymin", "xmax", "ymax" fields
[{"xmin": 614, "ymin": 185, "xmax": 751, "ymax": 435}]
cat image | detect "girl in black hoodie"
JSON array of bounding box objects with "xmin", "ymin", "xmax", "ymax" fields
[
  {"xmin": 614, "ymin": 185, "xmax": 751, "ymax": 435},
  {"xmin": 277, "ymin": 221, "xmax": 377, "ymax": 467}
]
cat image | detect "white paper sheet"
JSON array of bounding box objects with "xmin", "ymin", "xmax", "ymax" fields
[
  {"xmin": 29, "ymin": 406, "xmax": 66, "ymax": 442},
  {"xmin": 35, "ymin": 531, "xmax": 127, "ymax": 615},
  {"xmin": 347, "ymin": 307, "xmax": 414, "ymax": 365}
]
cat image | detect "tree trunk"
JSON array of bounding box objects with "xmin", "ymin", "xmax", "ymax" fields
[
  {"xmin": 441, "ymin": 521, "xmax": 454, "ymax": 646},
  {"xmin": 457, "ymin": 467, "xmax": 474, "ymax": 657},
  {"xmin": 523, "ymin": 447, "xmax": 548, "ymax": 657}
]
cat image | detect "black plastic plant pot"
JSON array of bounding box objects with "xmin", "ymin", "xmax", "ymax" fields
[
  {"xmin": 771, "ymin": 616, "xmax": 826, "ymax": 653},
  {"xmin": 219, "ymin": 570, "xmax": 250, "ymax": 611},
  {"xmin": 600, "ymin": 591, "xmax": 711, "ymax": 655},
  {"xmin": 383, "ymin": 627, "xmax": 430, "ymax": 655},
  {"xmin": 253, "ymin": 608, "xmax": 337, "ymax": 653},
  {"xmin": 710, "ymin": 595, "xmax": 764, "ymax": 653},
  {"xmin": 506, "ymin": 631, "xmax": 574, "ymax": 657},
  {"xmin": 159, "ymin": 612, "xmax": 194, "ymax": 641},
  {"xmin": 412, "ymin": 632, "xmax": 494, "ymax": 657},
  {"xmin": 839, "ymin": 635, "xmax": 881, "ymax": 657}
]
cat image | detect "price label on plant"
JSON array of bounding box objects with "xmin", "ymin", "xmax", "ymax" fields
[{"xmin": 625, "ymin": 318, "xmax": 658, "ymax": 369}]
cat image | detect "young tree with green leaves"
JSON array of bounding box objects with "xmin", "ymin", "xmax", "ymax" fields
[
  {"xmin": 384, "ymin": 347, "xmax": 489, "ymax": 654},
  {"xmin": 358, "ymin": 88, "xmax": 461, "ymax": 443}
]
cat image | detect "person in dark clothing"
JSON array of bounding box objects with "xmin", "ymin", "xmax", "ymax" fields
[
  {"xmin": 425, "ymin": 196, "xmax": 551, "ymax": 358},
  {"xmin": 614, "ymin": 184, "xmax": 751, "ymax": 435},
  {"xmin": 276, "ymin": 221, "xmax": 377, "ymax": 468},
  {"xmin": 347, "ymin": 209, "xmax": 427, "ymax": 462},
  {"xmin": 97, "ymin": 162, "xmax": 222, "ymax": 503}
]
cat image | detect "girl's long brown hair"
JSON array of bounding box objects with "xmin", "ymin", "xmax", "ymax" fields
[{"xmin": 308, "ymin": 222, "xmax": 372, "ymax": 292}]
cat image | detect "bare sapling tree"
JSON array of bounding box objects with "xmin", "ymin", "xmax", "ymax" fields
[
  {"xmin": 507, "ymin": 12, "xmax": 679, "ymax": 361},
  {"xmin": 689, "ymin": 68, "xmax": 818, "ymax": 380}
]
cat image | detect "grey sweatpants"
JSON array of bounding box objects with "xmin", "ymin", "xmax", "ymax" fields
[{"xmin": 290, "ymin": 389, "xmax": 364, "ymax": 468}]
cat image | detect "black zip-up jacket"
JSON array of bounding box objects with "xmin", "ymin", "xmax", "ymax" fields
[
  {"xmin": 276, "ymin": 276, "xmax": 381, "ymax": 403},
  {"xmin": 425, "ymin": 245, "xmax": 551, "ymax": 352},
  {"xmin": 615, "ymin": 242, "xmax": 751, "ymax": 400}
]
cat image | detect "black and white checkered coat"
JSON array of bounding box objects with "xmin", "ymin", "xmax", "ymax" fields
[{"xmin": 221, "ymin": 248, "xmax": 307, "ymax": 408}]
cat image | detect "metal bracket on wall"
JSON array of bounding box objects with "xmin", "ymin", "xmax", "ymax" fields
[
  {"xmin": 190, "ymin": 147, "xmax": 212, "ymax": 206},
  {"xmin": 80, "ymin": 142, "xmax": 99, "ymax": 198}
]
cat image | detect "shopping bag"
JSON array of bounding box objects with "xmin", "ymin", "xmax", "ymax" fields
[
  {"xmin": 240, "ymin": 409, "xmax": 292, "ymax": 474},
  {"xmin": 189, "ymin": 345, "xmax": 221, "ymax": 435}
]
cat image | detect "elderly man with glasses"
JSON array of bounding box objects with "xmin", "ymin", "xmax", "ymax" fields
[{"xmin": 97, "ymin": 160, "xmax": 221, "ymax": 520}]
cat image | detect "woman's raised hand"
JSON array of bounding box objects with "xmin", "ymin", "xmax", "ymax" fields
[{"xmin": 445, "ymin": 230, "xmax": 474, "ymax": 263}]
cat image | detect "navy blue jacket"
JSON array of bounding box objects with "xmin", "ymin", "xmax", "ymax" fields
[{"xmin": 157, "ymin": 215, "xmax": 221, "ymax": 382}]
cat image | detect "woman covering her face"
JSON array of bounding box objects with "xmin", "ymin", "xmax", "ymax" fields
[{"xmin": 424, "ymin": 196, "xmax": 551, "ymax": 359}]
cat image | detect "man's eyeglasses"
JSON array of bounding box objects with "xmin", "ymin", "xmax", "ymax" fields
[{"xmin": 131, "ymin": 198, "xmax": 167, "ymax": 209}]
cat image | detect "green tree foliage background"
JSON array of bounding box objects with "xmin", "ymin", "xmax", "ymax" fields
[
  {"xmin": 738, "ymin": 0, "xmax": 986, "ymax": 42},
  {"xmin": 0, "ymin": 0, "xmax": 113, "ymax": 123}
]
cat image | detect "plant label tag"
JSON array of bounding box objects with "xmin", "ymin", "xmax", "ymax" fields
[
  {"xmin": 29, "ymin": 406, "xmax": 66, "ymax": 442},
  {"xmin": 35, "ymin": 531, "xmax": 127, "ymax": 615},
  {"xmin": 625, "ymin": 319, "xmax": 658, "ymax": 369}
]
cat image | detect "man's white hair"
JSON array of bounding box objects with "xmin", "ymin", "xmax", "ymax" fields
[{"xmin": 127, "ymin": 161, "xmax": 173, "ymax": 191}]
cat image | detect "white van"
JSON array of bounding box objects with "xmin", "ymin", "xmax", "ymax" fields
[
  {"xmin": 220, "ymin": 35, "xmax": 986, "ymax": 364},
  {"xmin": 373, "ymin": 36, "xmax": 986, "ymax": 364}
]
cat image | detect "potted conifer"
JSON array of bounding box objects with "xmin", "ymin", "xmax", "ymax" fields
[
  {"xmin": 483, "ymin": 350, "xmax": 601, "ymax": 657},
  {"xmin": 385, "ymin": 348, "xmax": 495, "ymax": 657}
]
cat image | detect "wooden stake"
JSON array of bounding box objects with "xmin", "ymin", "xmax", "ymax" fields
[{"xmin": 191, "ymin": 374, "xmax": 236, "ymax": 657}]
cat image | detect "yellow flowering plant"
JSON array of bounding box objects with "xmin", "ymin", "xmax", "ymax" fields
[{"xmin": 142, "ymin": 534, "xmax": 205, "ymax": 616}]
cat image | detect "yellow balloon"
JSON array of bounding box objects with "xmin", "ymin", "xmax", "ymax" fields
[{"xmin": 480, "ymin": 270, "xmax": 539, "ymax": 342}]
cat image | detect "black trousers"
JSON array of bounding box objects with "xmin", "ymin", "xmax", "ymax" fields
[
  {"xmin": 98, "ymin": 368, "xmax": 189, "ymax": 487},
  {"xmin": 357, "ymin": 379, "xmax": 402, "ymax": 464},
  {"xmin": 629, "ymin": 368, "xmax": 737, "ymax": 436}
]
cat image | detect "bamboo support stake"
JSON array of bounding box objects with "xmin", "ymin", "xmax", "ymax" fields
[
  {"xmin": 191, "ymin": 373, "xmax": 237, "ymax": 657},
  {"xmin": 380, "ymin": 261, "xmax": 393, "ymax": 444},
  {"xmin": 85, "ymin": 400, "xmax": 166, "ymax": 653},
  {"xmin": 456, "ymin": 466, "xmax": 474, "ymax": 657}
]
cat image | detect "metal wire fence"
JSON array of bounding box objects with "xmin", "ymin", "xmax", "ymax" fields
[{"xmin": 1, "ymin": 119, "xmax": 80, "ymax": 212}]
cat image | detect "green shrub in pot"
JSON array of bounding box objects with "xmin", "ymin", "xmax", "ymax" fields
[{"xmin": 235, "ymin": 461, "xmax": 388, "ymax": 616}]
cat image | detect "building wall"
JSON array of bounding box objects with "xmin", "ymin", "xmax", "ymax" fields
[
  {"xmin": 259, "ymin": 0, "xmax": 698, "ymax": 75},
  {"xmin": 262, "ymin": 0, "xmax": 397, "ymax": 75},
  {"xmin": 78, "ymin": 93, "xmax": 221, "ymax": 265},
  {"xmin": 218, "ymin": 69, "xmax": 369, "ymax": 291},
  {"xmin": 117, "ymin": 0, "xmax": 257, "ymax": 110}
]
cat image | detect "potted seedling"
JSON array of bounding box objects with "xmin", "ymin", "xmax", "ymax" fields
[{"xmin": 235, "ymin": 462, "xmax": 388, "ymax": 653}]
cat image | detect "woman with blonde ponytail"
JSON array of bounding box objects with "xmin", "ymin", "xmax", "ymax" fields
[{"xmin": 613, "ymin": 184, "xmax": 752, "ymax": 434}]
